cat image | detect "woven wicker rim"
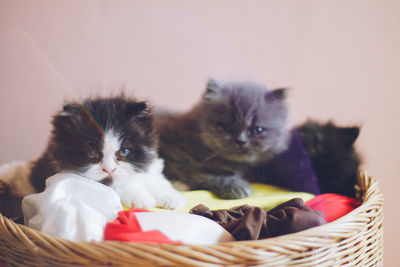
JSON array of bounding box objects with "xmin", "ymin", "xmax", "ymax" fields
[{"xmin": 0, "ymin": 170, "xmax": 383, "ymax": 266}]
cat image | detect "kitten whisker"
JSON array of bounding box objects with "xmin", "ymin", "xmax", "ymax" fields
[
  {"xmin": 203, "ymin": 147, "xmax": 231, "ymax": 162},
  {"xmin": 204, "ymin": 151, "xmax": 219, "ymax": 162}
]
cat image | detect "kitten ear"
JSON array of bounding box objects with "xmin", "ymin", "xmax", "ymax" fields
[
  {"xmin": 53, "ymin": 103, "xmax": 86, "ymax": 130},
  {"xmin": 265, "ymin": 88, "xmax": 288, "ymax": 102},
  {"xmin": 60, "ymin": 103, "xmax": 83, "ymax": 117},
  {"xmin": 125, "ymin": 101, "xmax": 149, "ymax": 119},
  {"xmin": 203, "ymin": 79, "xmax": 222, "ymax": 101},
  {"xmin": 341, "ymin": 127, "xmax": 360, "ymax": 147}
]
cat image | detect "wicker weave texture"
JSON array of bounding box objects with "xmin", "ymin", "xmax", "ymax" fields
[{"xmin": 0, "ymin": 171, "xmax": 383, "ymax": 266}]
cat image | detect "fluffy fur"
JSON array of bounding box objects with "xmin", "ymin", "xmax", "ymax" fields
[
  {"xmin": 155, "ymin": 79, "xmax": 289, "ymax": 199},
  {"xmin": 296, "ymin": 120, "xmax": 361, "ymax": 197},
  {"xmin": 249, "ymin": 120, "xmax": 361, "ymax": 197},
  {"xmin": 27, "ymin": 95, "xmax": 185, "ymax": 209}
]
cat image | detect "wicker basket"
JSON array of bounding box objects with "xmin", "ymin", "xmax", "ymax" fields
[{"xmin": 0, "ymin": 170, "xmax": 383, "ymax": 266}]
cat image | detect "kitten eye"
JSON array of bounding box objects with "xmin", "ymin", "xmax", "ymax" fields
[
  {"xmin": 121, "ymin": 148, "xmax": 130, "ymax": 157},
  {"xmin": 88, "ymin": 150, "xmax": 97, "ymax": 159},
  {"xmin": 116, "ymin": 147, "xmax": 131, "ymax": 161},
  {"xmin": 250, "ymin": 126, "xmax": 266, "ymax": 135},
  {"xmin": 217, "ymin": 122, "xmax": 230, "ymax": 131}
]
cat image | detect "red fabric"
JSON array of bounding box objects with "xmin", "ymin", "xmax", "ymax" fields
[
  {"xmin": 104, "ymin": 209, "xmax": 181, "ymax": 244},
  {"xmin": 305, "ymin": 193, "xmax": 361, "ymax": 223}
]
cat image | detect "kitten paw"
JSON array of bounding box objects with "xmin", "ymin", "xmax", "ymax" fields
[
  {"xmin": 155, "ymin": 191, "xmax": 186, "ymax": 210},
  {"xmin": 214, "ymin": 178, "xmax": 253, "ymax": 199},
  {"xmin": 119, "ymin": 186, "xmax": 156, "ymax": 209}
]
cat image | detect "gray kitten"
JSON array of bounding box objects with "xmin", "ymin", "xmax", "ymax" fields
[{"xmin": 155, "ymin": 79, "xmax": 289, "ymax": 199}]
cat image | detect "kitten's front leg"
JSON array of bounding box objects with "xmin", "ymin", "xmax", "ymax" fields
[
  {"xmin": 112, "ymin": 182, "xmax": 156, "ymax": 209},
  {"xmin": 137, "ymin": 158, "xmax": 186, "ymax": 210},
  {"xmin": 149, "ymin": 179, "xmax": 186, "ymax": 210},
  {"xmin": 201, "ymin": 174, "xmax": 253, "ymax": 199}
]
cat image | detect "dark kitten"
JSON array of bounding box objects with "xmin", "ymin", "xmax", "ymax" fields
[
  {"xmin": 250, "ymin": 120, "xmax": 361, "ymax": 197},
  {"xmin": 297, "ymin": 120, "xmax": 361, "ymax": 197},
  {"xmin": 155, "ymin": 79, "xmax": 289, "ymax": 199},
  {"xmin": 27, "ymin": 95, "xmax": 185, "ymax": 209}
]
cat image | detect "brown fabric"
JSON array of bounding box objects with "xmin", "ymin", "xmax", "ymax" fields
[{"xmin": 189, "ymin": 198, "xmax": 326, "ymax": 241}]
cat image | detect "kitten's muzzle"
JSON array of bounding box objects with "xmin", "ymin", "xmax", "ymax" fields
[
  {"xmin": 235, "ymin": 139, "xmax": 247, "ymax": 147},
  {"xmin": 102, "ymin": 167, "xmax": 116, "ymax": 175},
  {"xmin": 235, "ymin": 132, "xmax": 248, "ymax": 147}
]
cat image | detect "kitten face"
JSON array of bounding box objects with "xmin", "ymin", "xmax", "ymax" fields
[
  {"xmin": 297, "ymin": 120, "xmax": 360, "ymax": 169},
  {"xmin": 50, "ymin": 97, "xmax": 157, "ymax": 183},
  {"xmin": 296, "ymin": 120, "xmax": 361, "ymax": 197},
  {"xmin": 200, "ymin": 80, "xmax": 288, "ymax": 162}
]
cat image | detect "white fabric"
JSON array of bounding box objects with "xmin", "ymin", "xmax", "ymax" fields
[
  {"xmin": 135, "ymin": 212, "xmax": 235, "ymax": 245},
  {"xmin": 22, "ymin": 172, "xmax": 122, "ymax": 242},
  {"xmin": 20, "ymin": 171, "xmax": 232, "ymax": 244}
]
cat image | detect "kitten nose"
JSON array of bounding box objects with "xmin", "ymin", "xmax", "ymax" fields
[
  {"xmin": 235, "ymin": 139, "xmax": 247, "ymax": 146},
  {"xmin": 235, "ymin": 133, "xmax": 248, "ymax": 146},
  {"xmin": 102, "ymin": 167, "xmax": 116, "ymax": 175}
]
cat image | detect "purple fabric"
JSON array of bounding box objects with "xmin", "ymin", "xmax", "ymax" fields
[{"xmin": 261, "ymin": 130, "xmax": 321, "ymax": 194}]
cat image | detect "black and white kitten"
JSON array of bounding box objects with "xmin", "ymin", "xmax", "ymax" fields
[
  {"xmin": 155, "ymin": 79, "xmax": 289, "ymax": 199},
  {"xmin": 297, "ymin": 120, "xmax": 361, "ymax": 197},
  {"xmin": 26, "ymin": 95, "xmax": 185, "ymax": 209}
]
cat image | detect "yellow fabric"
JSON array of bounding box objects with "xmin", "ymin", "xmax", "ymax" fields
[{"xmin": 151, "ymin": 183, "xmax": 315, "ymax": 213}]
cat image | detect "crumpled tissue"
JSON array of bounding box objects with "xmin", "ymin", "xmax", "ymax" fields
[{"xmin": 22, "ymin": 173, "xmax": 122, "ymax": 241}]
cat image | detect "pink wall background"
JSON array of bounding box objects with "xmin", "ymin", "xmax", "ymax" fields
[{"xmin": 1, "ymin": 0, "xmax": 399, "ymax": 264}]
